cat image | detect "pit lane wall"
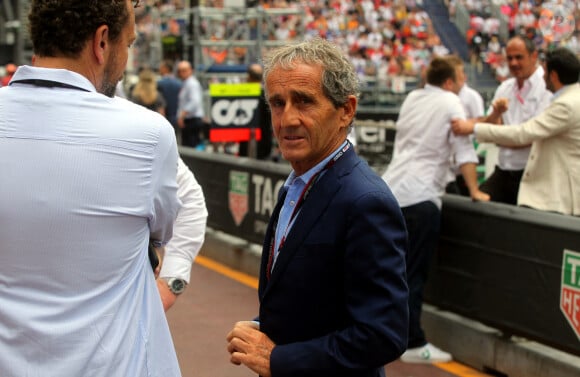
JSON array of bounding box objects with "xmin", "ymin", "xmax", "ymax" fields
[{"xmin": 179, "ymin": 147, "xmax": 580, "ymax": 358}]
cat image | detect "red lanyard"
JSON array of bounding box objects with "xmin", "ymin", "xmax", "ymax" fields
[{"xmin": 266, "ymin": 142, "xmax": 351, "ymax": 279}]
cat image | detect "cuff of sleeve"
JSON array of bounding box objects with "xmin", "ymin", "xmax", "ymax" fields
[{"xmin": 159, "ymin": 254, "xmax": 193, "ymax": 283}]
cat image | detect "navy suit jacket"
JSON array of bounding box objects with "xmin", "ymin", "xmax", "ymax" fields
[
  {"xmin": 258, "ymin": 145, "xmax": 409, "ymax": 377},
  {"xmin": 157, "ymin": 76, "xmax": 182, "ymax": 127}
]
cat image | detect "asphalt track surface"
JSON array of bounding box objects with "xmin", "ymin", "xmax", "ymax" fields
[{"xmin": 166, "ymin": 256, "xmax": 494, "ymax": 377}]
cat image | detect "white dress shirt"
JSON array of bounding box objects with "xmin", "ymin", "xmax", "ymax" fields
[
  {"xmin": 0, "ymin": 66, "xmax": 181, "ymax": 376},
  {"xmin": 489, "ymin": 65, "xmax": 552, "ymax": 170},
  {"xmin": 159, "ymin": 157, "xmax": 208, "ymax": 283},
  {"xmin": 383, "ymin": 85, "xmax": 478, "ymax": 209},
  {"xmin": 459, "ymin": 83, "xmax": 485, "ymax": 119},
  {"xmin": 178, "ymin": 75, "xmax": 204, "ymax": 119},
  {"xmin": 448, "ymin": 83, "xmax": 486, "ymax": 180}
]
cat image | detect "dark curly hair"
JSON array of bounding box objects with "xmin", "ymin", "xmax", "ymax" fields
[{"xmin": 28, "ymin": 0, "xmax": 133, "ymax": 58}]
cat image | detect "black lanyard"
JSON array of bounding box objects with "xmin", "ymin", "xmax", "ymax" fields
[
  {"xmin": 10, "ymin": 79, "xmax": 91, "ymax": 92},
  {"xmin": 266, "ymin": 141, "xmax": 351, "ymax": 279}
]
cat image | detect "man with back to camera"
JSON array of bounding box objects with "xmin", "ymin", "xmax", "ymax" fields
[
  {"xmin": 460, "ymin": 36, "xmax": 553, "ymax": 204},
  {"xmin": 383, "ymin": 57, "xmax": 489, "ymax": 364},
  {"xmin": 227, "ymin": 38, "xmax": 409, "ymax": 377},
  {"xmin": 452, "ymin": 47, "xmax": 580, "ymax": 216},
  {"xmin": 157, "ymin": 59, "xmax": 183, "ymax": 129},
  {"xmin": 0, "ymin": 1, "xmax": 182, "ymax": 376}
]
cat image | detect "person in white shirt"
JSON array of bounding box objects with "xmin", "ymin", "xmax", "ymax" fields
[
  {"xmin": 445, "ymin": 55, "xmax": 485, "ymax": 196},
  {"xmin": 452, "ymin": 47, "xmax": 580, "ymax": 216},
  {"xmin": 177, "ymin": 60, "xmax": 205, "ymax": 148},
  {"xmin": 0, "ymin": 1, "xmax": 182, "ymax": 376},
  {"xmin": 128, "ymin": 77, "xmax": 208, "ymax": 311},
  {"xmin": 461, "ymin": 36, "xmax": 553, "ymax": 204},
  {"xmin": 382, "ymin": 57, "xmax": 489, "ymax": 364},
  {"xmin": 157, "ymin": 157, "xmax": 208, "ymax": 310}
]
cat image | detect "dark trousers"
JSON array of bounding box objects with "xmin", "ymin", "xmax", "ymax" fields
[
  {"xmin": 480, "ymin": 166, "xmax": 524, "ymax": 205},
  {"xmin": 401, "ymin": 201, "xmax": 441, "ymax": 349},
  {"xmin": 181, "ymin": 117, "xmax": 203, "ymax": 148},
  {"xmin": 445, "ymin": 175, "xmax": 470, "ymax": 197}
]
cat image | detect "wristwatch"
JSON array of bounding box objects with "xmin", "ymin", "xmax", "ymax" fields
[{"xmin": 163, "ymin": 277, "xmax": 187, "ymax": 295}]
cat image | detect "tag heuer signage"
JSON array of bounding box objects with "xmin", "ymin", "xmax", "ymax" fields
[
  {"xmin": 228, "ymin": 171, "xmax": 249, "ymax": 226},
  {"xmin": 561, "ymin": 249, "xmax": 580, "ymax": 341}
]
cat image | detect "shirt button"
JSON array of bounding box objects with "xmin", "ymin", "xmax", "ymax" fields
[{"xmin": 290, "ymin": 201, "xmax": 296, "ymax": 206}]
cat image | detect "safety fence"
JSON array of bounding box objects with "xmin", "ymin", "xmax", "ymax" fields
[{"xmin": 180, "ymin": 146, "xmax": 580, "ymax": 356}]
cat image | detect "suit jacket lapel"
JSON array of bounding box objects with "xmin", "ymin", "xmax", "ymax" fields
[
  {"xmin": 262, "ymin": 145, "xmax": 359, "ymax": 294},
  {"xmin": 259, "ymin": 188, "xmax": 287, "ymax": 297}
]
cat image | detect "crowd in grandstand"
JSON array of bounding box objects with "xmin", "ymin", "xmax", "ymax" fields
[
  {"xmin": 132, "ymin": 0, "xmax": 579, "ymax": 90},
  {"xmin": 134, "ymin": 0, "xmax": 449, "ymax": 90},
  {"xmin": 455, "ymin": 0, "xmax": 580, "ymax": 81}
]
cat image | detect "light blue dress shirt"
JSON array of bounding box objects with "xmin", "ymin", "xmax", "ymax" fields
[{"xmin": 0, "ymin": 66, "xmax": 181, "ymax": 376}]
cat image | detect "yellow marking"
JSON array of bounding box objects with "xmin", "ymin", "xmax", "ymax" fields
[
  {"xmin": 435, "ymin": 361, "xmax": 493, "ymax": 376},
  {"xmin": 196, "ymin": 255, "xmax": 492, "ymax": 377},
  {"xmin": 195, "ymin": 255, "xmax": 259, "ymax": 289}
]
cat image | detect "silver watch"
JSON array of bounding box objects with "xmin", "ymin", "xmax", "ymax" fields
[{"xmin": 164, "ymin": 277, "xmax": 187, "ymax": 295}]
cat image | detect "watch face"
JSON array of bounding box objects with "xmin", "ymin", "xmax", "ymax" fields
[{"xmin": 170, "ymin": 279, "xmax": 186, "ymax": 294}]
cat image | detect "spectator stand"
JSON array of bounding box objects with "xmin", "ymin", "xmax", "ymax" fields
[
  {"xmin": 0, "ymin": 0, "xmax": 32, "ymax": 66},
  {"xmin": 191, "ymin": 3, "xmax": 305, "ymax": 87}
]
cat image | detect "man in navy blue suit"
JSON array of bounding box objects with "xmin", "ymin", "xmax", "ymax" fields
[
  {"xmin": 227, "ymin": 38, "xmax": 409, "ymax": 377},
  {"xmin": 157, "ymin": 59, "xmax": 182, "ymax": 129}
]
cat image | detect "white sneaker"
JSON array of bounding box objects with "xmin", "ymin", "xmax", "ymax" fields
[{"xmin": 400, "ymin": 343, "xmax": 453, "ymax": 363}]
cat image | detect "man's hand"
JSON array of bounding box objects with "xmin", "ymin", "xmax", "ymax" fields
[
  {"xmin": 470, "ymin": 189, "xmax": 490, "ymax": 202},
  {"xmin": 451, "ymin": 118, "xmax": 476, "ymax": 135},
  {"xmin": 227, "ymin": 321, "xmax": 275, "ymax": 377},
  {"xmin": 491, "ymin": 97, "xmax": 509, "ymax": 115},
  {"xmin": 152, "ymin": 246, "xmax": 163, "ymax": 279},
  {"xmin": 156, "ymin": 279, "xmax": 178, "ymax": 312}
]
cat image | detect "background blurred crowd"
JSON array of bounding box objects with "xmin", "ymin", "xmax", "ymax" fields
[
  {"xmin": 2, "ymin": 0, "xmax": 577, "ymax": 91},
  {"xmin": 126, "ymin": 0, "xmax": 579, "ymax": 90}
]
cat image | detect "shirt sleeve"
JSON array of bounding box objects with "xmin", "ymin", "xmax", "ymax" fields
[
  {"xmin": 449, "ymin": 97, "xmax": 479, "ymax": 166},
  {"xmin": 149, "ymin": 125, "xmax": 181, "ymax": 247},
  {"xmin": 180, "ymin": 79, "xmax": 203, "ymax": 116},
  {"xmin": 475, "ymin": 99, "xmax": 572, "ymax": 145},
  {"xmin": 159, "ymin": 157, "xmax": 208, "ymax": 282}
]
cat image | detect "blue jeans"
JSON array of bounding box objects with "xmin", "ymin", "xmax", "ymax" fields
[{"xmin": 401, "ymin": 201, "xmax": 441, "ymax": 348}]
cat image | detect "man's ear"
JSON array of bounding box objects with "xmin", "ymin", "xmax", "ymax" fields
[
  {"xmin": 340, "ymin": 96, "xmax": 358, "ymax": 133},
  {"xmin": 550, "ymin": 70, "xmax": 561, "ymax": 87},
  {"xmin": 443, "ymin": 77, "xmax": 455, "ymax": 92},
  {"xmin": 340, "ymin": 95, "xmax": 358, "ymax": 125},
  {"xmin": 92, "ymin": 25, "xmax": 110, "ymax": 65}
]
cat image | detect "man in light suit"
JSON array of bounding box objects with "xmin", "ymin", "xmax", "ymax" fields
[
  {"xmin": 452, "ymin": 47, "xmax": 580, "ymax": 216},
  {"xmin": 226, "ymin": 38, "xmax": 409, "ymax": 377}
]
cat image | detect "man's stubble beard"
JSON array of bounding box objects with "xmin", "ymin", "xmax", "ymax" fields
[{"xmin": 100, "ymin": 51, "xmax": 122, "ymax": 98}]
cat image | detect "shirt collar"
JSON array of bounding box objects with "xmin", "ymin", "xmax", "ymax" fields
[
  {"xmin": 552, "ymin": 83, "xmax": 577, "ymax": 101},
  {"xmin": 10, "ymin": 65, "xmax": 97, "ymax": 93},
  {"xmin": 284, "ymin": 140, "xmax": 349, "ymax": 188},
  {"xmin": 424, "ymin": 84, "xmax": 447, "ymax": 93}
]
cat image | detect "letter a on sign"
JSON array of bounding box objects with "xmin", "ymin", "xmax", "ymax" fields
[{"xmin": 561, "ymin": 249, "xmax": 580, "ymax": 341}]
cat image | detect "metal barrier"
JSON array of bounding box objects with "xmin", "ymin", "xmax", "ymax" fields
[
  {"xmin": 180, "ymin": 148, "xmax": 580, "ymax": 356},
  {"xmin": 425, "ymin": 195, "xmax": 580, "ymax": 356}
]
